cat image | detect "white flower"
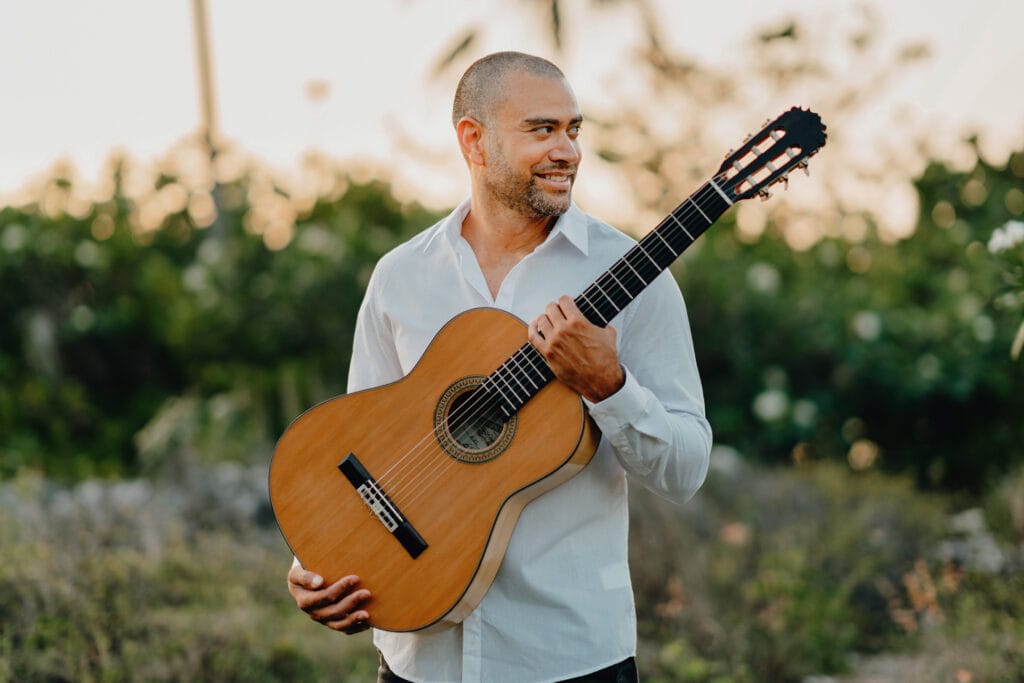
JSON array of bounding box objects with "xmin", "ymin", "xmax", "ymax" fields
[
  {"xmin": 851, "ymin": 310, "xmax": 882, "ymax": 341},
  {"xmin": 753, "ymin": 389, "xmax": 789, "ymax": 422},
  {"xmin": 988, "ymin": 220, "xmax": 1024, "ymax": 254},
  {"xmin": 746, "ymin": 262, "xmax": 781, "ymax": 294}
]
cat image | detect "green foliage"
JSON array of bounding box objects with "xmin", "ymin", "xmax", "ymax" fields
[
  {"xmin": 0, "ymin": 471, "xmax": 379, "ymax": 682},
  {"xmin": 3, "ymin": 147, "xmax": 1022, "ymax": 489},
  {"xmin": 3, "ymin": 457, "xmax": 1020, "ymax": 682},
  {"xmin": 678, "ymin": 150, "xmax": 1024, "ymax": 490},
  {"xmin": 0, "ymin": 161, "xmax": 439, "ymax": 480},
  {"xmin": 630, "ymin": 459, "xmax": 949, "ymax": 682}
]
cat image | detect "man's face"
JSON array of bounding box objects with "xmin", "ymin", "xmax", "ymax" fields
[{"xmin": 480, "ymin": 73, "xmax": 583, "ymax": 220}]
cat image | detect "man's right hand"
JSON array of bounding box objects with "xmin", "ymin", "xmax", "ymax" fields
[{"xmin": 287, "ymin": 563, "xmax": 372, "ymax": 635}]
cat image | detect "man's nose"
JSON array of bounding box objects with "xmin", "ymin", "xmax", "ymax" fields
[{"xmin": 549, "ymin": 132, "xmax": 580, "ymax": 164}]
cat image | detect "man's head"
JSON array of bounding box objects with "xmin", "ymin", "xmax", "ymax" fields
[
  {"xmin": 452, "ymin": 52, "xmax": 567, "ymax": 128},
  {"xmin": 453, "ymin": 52, "xmax": 582, "ymax": 220}
]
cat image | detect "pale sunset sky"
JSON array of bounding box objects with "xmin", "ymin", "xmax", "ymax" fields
[{"xmin": 2, "ymin": 0, "xmax": 1022, "ymax": 233}]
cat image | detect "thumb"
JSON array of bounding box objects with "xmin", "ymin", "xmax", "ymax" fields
[{"xmin": 289, "ymin": 563, "xmax": 324, "ymax": 589}]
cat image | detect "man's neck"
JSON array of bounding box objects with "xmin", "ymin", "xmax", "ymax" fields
[
  {"xmin": 461, "ymin": 193, "xmax": 557, "ymax": 258},
  {"xmin": 460, "ymin": 193, "xmax": 561, "ymax": 299}
]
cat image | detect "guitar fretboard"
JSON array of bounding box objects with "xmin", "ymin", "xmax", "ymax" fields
[{"xmin": 478, "ymin": 180, "xmax": 732, "ymax": 419}]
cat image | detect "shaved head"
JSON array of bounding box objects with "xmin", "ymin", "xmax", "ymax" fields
[{"xmin": 452, "ymin": 51, "xmax": 566, "ymax": 128}]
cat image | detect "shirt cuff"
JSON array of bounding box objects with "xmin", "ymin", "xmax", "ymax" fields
[{"xmin": 583, "ymin": 367, "xmax": 648, "ymax": 434}]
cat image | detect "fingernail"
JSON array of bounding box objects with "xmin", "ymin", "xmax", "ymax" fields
[{"xmin": 310, "ymin": 574, "xmax": 323, "ymax": 588}]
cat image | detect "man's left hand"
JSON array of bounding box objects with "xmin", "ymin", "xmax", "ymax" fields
[{"xmin": 528, "ymin": 295, "xmax": 625, "ymax": 402}]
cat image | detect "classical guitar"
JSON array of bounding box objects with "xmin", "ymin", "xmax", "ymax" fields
[{"xmin": 269, "ymin": 107, "xmax": 827, "ymax": 632}]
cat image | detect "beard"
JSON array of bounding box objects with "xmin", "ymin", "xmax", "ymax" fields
[{"xmin": 483, "ymin": 145, "xmax": 575, "ymax": 220}]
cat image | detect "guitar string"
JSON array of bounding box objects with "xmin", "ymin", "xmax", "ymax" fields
[
  {"xmin": 373, "ymin": 185, "xmax": 721, "ymax": 513},
  {"xmin": 367, "ymin": 185, "xmax": 724, "ymax": 513},
  {"xmin": 376, "ymin": 185, "xmax": 721, "ymax": 511},
  {"xmin": 374, "ymin": 183, "xmax": 715, "ymax": 500},
  {"xmin": 390, "ymin": 185, "xmax": 728, "ymax": 510},
  {"xmin": 368, "ymin": 247, "xmax": 651, "ymax": 505}
]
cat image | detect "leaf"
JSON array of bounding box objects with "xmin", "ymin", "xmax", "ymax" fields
[
  {"xmin": 431, "ymin": 29, "xmax": 477, "ymax": 77},
  {"xmin": 759, "ymin": 21, "xmax": 798, "ymax": 43},
  {"xmin": 1012, "ymin": 319, "xmax": 1024, "ymax": 361},
  {"xmin": 549, "ymin": 0, "xmax": 562, "ymax": 50}
]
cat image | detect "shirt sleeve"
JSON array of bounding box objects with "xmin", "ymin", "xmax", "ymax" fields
[
  {"xmin": 584, "ymin": 271, "xmax": 712, "ymax": 504},
  {"xmin": 347, "ymin": 260, "xmax": 406, "ymax": 393}
]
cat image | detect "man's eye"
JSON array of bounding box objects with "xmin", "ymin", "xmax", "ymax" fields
[{"xmin": 535, "ymin": 126, "xmax": 553, "ymax": 134}]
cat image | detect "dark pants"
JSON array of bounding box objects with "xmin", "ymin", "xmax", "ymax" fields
[{"xmin": 378, "ymin": 652, "xmax": 638, "ymax": 683}]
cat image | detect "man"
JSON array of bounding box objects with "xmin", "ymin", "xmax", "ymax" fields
[{"xmin": 287, "ymin": 51, "xmax": 711, "ymax": 682}]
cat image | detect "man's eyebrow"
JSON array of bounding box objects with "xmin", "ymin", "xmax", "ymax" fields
[{"xmin": 521, "ymin": 115, "xmax": 584, "ymax": 127}]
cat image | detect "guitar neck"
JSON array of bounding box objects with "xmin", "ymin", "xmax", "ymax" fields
[
  {"xmin": 478, "ymin": 178, "xmax": 733, "ymax": 420},
  {"xmin": 574, "ymin": 179, "xmax": 732, "ymax": 326}
]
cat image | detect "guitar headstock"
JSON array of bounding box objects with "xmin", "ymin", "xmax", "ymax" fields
[{"xmin": 717, "ymin": 107, "xmax": 827, "ymax": 202}]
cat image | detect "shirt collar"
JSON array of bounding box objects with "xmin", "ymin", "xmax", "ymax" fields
[{"xmin": 426, "ymin": 198, "xmax": 589, "ymax": 256}]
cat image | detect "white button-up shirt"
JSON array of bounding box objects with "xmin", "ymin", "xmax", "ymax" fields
[{"xmin": 349, "ymin": 199, "xmax": 711, "ymax": 683}]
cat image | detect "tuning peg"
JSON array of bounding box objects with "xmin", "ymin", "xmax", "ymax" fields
[
  {"xmin": 758, "ymin": 189, "xmax": 772, "ymax": 201},
  {"xmin": 781, "ymin": 174, "xmax": 790, "ymax": 190},
  {"xmin": 799, "ymin": 160, "xmax": 810, "ymax": 176}
]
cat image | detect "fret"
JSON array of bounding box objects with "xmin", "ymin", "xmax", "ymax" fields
[
  {"xmin": 611, "ymin": 263, "xmax": 647, "ymax": 302},
  {"xmin": 685, "ymin": 197, "xmax": 712, "ymax": 226},
  {"xmin": 488, "ymin": 374, "xmax": 515, "ymax": 414},
  {"xmin": 603, "ymin": 270, "xmax": 633, "ymax": 302},
  {"xmin": 707, "ymin": 177, "xmax": 734, "ymax": 205},
  {"xmin": 620, "ymin": 258, "xmax": 647, "ymax": 287},
  {"xmin": 494, "ymin": 368, "xmax": 519, "ymax": 402},
  {"xmin": 508, "ymin": 354, "xmax": 539, "ymax": 391},
  {"xmin": 474, "ymin": 384, "xmax": 507, "ymax": 419},
  {"xmin": 516, "ymin": 351, "xmax": 548, "ymax": 388},
  {"xmin": 593, "ymin": 280, "xmax": 613, "ymax": 303},
  {"xmin": 498, "ymin": 364, "xmax": 530, "ymax": 401},
  {"xmin": 476, "ymin": 380, "xmax": 511, "ymax": 418},
  {"xmin": 592, "ymin": 280, "xmax": 626, "ymax": 318},
  {"xmin": 579, "ymin": 291, "xmax": 609, "ymax": 325},
  {"xmin": 651, "ymin": 229, "xmax": 680, "ymax": 257},
  {"xmin": 638, "ymin": 232, "xmax": 676, "ymax": 270},
  {"xmin": 523, "ymin": 345, "xmax": 553, "ymax": 380},
  {"xmin": 634, "ymin": 242, "xmax": 661, "ymax": 270}
]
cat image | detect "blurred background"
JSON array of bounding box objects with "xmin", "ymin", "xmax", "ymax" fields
[{"xmin": 1, "ymin": 1, "xmax": 1022, "ymax": 681}]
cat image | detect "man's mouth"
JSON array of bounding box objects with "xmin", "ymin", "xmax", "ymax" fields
[{"xmin": 534, "ymin": 171, "xmax": 575, "ymax": 190}]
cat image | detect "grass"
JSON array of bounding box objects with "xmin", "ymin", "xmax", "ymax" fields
[{"xmin": 1, "ymin": 458, "xmax": 1021, "ymax": 682}]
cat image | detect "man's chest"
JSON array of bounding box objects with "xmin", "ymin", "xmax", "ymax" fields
[{"xmin": 383, "ymin": 250, "xmax": 620, "ymax": 374}]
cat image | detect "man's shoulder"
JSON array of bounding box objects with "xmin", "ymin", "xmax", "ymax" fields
[
  {"xmin": 570, "ymin": 205, "xmax": 638, "ymax": 255},
  {"xmin": 573, "ymin": 206, "xmax": 684, "ymax": 307},
  {"xmin": 376, "ymin": 215, "xmax": 450, "ymax": 270}
]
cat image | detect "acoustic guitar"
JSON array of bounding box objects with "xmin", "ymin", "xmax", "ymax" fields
[{"xmin": 269, "ymin": 107, "xmax": 827, "ymax": 632}]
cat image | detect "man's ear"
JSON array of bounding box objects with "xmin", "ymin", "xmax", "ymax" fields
[{"xmin": 456, "ymin": 117, "xmax": 486, "ymax": 166}]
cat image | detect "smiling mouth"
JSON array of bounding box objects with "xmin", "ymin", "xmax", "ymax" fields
[{"xmin": 534, "ymin": 171, "xmax": 574, "ymax": 190}]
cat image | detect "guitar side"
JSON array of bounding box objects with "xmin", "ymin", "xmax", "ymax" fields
[{"xmin": 269, "ymin": 307, "xmax": 600, "ymax": 632}]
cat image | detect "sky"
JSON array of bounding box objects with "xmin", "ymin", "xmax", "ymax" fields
[{"xmin": 2, "ymin": 0, "xmax": 1022, "ymax": 224}]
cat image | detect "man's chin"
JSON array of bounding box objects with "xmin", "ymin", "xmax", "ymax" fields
[{"xmin": 527, "ymin": 190, "xmax": 572, "ymax": 218}]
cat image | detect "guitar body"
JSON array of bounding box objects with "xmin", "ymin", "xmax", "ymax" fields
[{"xmin": 269, "ymin": 307, "xmax": 600, "ymax": 633}]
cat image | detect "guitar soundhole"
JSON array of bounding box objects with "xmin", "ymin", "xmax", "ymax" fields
[{"xmin": 434, "ymin": 376, "xmax": 517, "ymax": 464}]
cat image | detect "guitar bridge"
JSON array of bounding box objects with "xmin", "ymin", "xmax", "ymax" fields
[{"xmin": 337, "ymin": 453, "xmax": 428, "ymax": 559}]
